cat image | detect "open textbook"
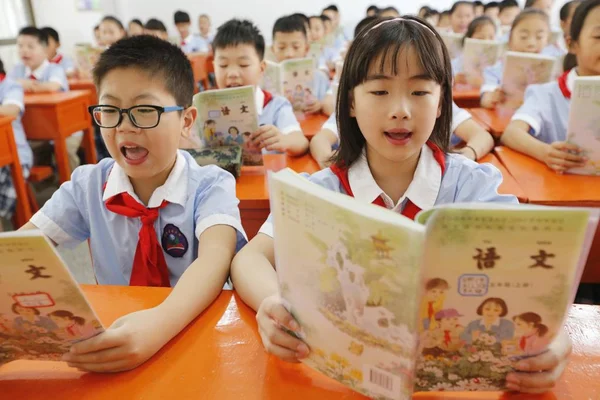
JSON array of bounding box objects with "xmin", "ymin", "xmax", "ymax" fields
[
  {"xmin": 192, "ymin": 85, "xmax": 262, "ymax": 166},
  {"xmin": 440, "ymin": 32, "xmax": 463, "ymax": 59},
  {"xmin": 501, "ymin": 51, "xmax": 557, "ymax": 109},
  {"xmin": 0, "ymin": 230, "xmax": 104, "ymax": 366},
  {"xmin": 566, "ymin": 76, "xmax": 600, "ymax": 176},
  {"xmin": 269, "ymin": 168, "xmax": 598, "ymax": 399},
  {"xmin": 462, "ymin": 38, "xmax": 503, "ymax": 87},
  {"xmin": 73, "ymin": 44, "xmax": 104, "ymax": 79},
  {"xmin": 262, "ymin": 58, "xmax": 315, "ymax": 115}
]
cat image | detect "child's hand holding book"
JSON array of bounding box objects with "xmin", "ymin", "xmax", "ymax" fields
[
  {"xmin": 542, "ymin": 141, "xmax": 587, "ymax": 173},
  {"xmin": 251, "ymin": 125, "xmax": 289, "ymax": 152}
]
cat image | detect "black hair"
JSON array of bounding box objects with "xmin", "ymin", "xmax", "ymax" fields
[
  {"xmin": 424, "ymin": 9, "xmax": 440, "ymax": 18},
  {"xmin": 93, "ymin": 35, "xmax": 194, "ymax": 107},
  {"xmin": 560, "ymin": 0, "xmax": 582, "ymax": 21},
  {"xmin": 102, "ymin": 16, "xmax": 125, "ymax": 31},
  {"xmin": 94, "ymin": 25, "xmax": 100, "ymax": 31},
  {"xmin": 484, "ymin": 1, "xmax": 500, "ymax": 11},
  {"xmin": 367, "ymin": 5, "xmax": 379, "ymax": 14},
  {"xmin": 450, "ymin": 1, "xmax": 475, "ymax": 14},
  {"xmin": 440, "ymin": 10, "xmax": 451, "ymax": 17},
  {"xmin": 291, "ymin": 13, "xmax": 310, "ymax": 27},
  {"xmin": 129, "ymin": 19, "xmax": 143, "ymax": 28},
  {"xmin": 499, "ymin": 0, "xmax": 520, "ymax": 13},
  {"xmin": 323, "ymin": 4, "xmax": 339, "ymax": 12},
  {"xmin": 474, "ymin": 1, "xmax": 484, "ymax": 7},
  {"xmin": 41, "ymin": 27, "xmax": 59, "ymax": 43},
  {"xmin": 273, "ymin": 15, "xmax": 308, "ymax": 39},
  {"xmin": 420, "ymin": 6, "xmax": 432, "ymax": 13},
  {"xmin": 213, "ymin": 19, "xmax": 265, "ymax": 61},
  {"xmin": 174, "ymin": 10, "xmax": 191, "ymax": 24},
  {"xmin": 462, "ymin": 15, "xmax": 497, "ymax": 45},
  {"xmin": 0, "ymin": 58, "xmax": 5, "ymax": 75},
  {"xmin": 354, "ymin": 16, "xmax": 379, "ymax": 37},
  {"xmin": 333, "ymin": 16, "xmax": 452, "ymax": 168},
  {"xmin": 524, "ymin": 0, "xmax": 544, "ymax": 8},
  {"xmin": 510, "ymin": 8, "xmax": 550, "ymax": 40},
  {"xmin": 18, "ymin": 26, "xmax": 49, "ymax": 46},
  {"xmin": 145, "ymin": 18, "xmax": 167, "ymax": 33},
  {"xmin": 564, "ymin": 0, "xmax": 600, "ymax": 70},
  {"xmin": 379, "ymin": 6, "xmax": 400, "ymax": 15},
  {"xmin": 320, "ymin": 14, "xmax": 332, "ymax": 23}
]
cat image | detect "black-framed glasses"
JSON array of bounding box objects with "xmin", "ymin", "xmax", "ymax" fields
[{"xmin": 88, "ymin": 105, "xmax": 184, "ymax": 129}]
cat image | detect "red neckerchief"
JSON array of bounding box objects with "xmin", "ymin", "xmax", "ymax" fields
[
  {"xmin": 50, "ymin": 54, "xmax": 63, "ymax": 64},
  {"xmin": 558, "ymin": 69, "xmax": 571, "ymax": 99},
  {"xmin": 428, "ymin": 301, "xmax": 435, "ymax": 320},
  {"xmin": 444, "ymin": 330, "xmax": 452, "ymax": 346},
  {"xmin": 263, "ymin": 90, "xmax": 273, "ymax": 107},
  {"xmin": 0, "ymin": 73, "xmax": 5, "ymax": 83},
  {"xmin": 330, "ymin": 141, "xmax": 447, "ymax": 220}
]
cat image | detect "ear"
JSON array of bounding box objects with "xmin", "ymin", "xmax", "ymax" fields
[
  {"xmin": 566, "ymin": 35, "xmax": 576, "ymax": 53},
  {"xmin": 259, "ymin": 59, "xmax": 267, "ymax": 74},
  {"xmin": 349, "ymin": 91, "xmax": 356, "ymax": 117},
  {"xmin": 304, "ymin": 42, "xmax": 310, "ymax": 54},
  {"xmin": 437, "ymin": 98, "xmax": 442, "ymax": 119},
  {"xmin": 181, "ymin": 106, "xmax": 198, "ymax": 138}
]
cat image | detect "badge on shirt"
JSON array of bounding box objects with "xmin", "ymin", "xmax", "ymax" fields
[{"xmin": 161, "ymin": 224, "xmax": 188, "ymax": 258}]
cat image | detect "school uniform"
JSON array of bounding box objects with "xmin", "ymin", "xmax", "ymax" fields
[
  {"xmin": 322, "ymin": 102, "xmax": 473, "ymax": 147},
  {"xmin": 256, "ymin": 88, "xmax": 302, "ymax": 154},
  {"xmin": 8, "ymin": 60, "xmax": 83, "ymax": 171},
  {"xmin": 318, "ymin": 46, "xmax": 342, "ymax": 72},
  {"xmin": 541, "ymin": 44, "xmax": 566, "ymax": 58},
  {"xmin": 50, "ymin": 53, "xmax": 76, "ymax": 75},
  {"xmin": 180, "ymin": 34, "xmax": 209, "ymax": 54},
  {"xmin": 510, "ymin": 68, "xmax": 574, "ymax": 144},
  {"xmin": 0, "ymin": 75, "xmax": 32, "ymax": 219},
  {"xmin": 481, "ymin": 60, "xmax": 503, "ymax": 95},
  {"xmin": 258, "ymin": 142, "xmax": 518, "ymax": 237},
  {"xmin": 311, "ymin": 69, "xmax": 331, "ymax": 101},
  {"xmin": 451, "ymin": 56, "xmax": 465, "ymax": 75},
  {"xmin": 30, "ymin": 150, "xmax": 247, "ymax": 287}
]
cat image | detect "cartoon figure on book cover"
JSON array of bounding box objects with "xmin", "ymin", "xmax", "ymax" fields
[
  {"xmin": 204, "ymin": 119, "xmax": 217, "ymax": 143},
  {"xmin": 225, "ymin": 126, "xmax": 244, "ymax": 146},
  {"xmin": 419, "ymin": 278, "xmax": 448, "ymax": 332},
  {"xmin": 461, "ymin": 297, "xmax": 515, "ymax": 345}
]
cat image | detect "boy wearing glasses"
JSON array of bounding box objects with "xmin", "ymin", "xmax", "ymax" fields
[{"xmin": 20, "ymin": 35, "xmax": 247, "ymax": 372}]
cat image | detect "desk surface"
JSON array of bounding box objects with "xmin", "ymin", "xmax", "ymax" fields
[
  {"xmin": 468, "ymin": 108, "xmax": 514, "ymax": 137},
  {"xmin": 24, "ymin": 90, "xmax": 90, "ymax": 105},
  {"xmin": 479, "ymin": 153, "xmax": 528, "ymax": 203},
  {"xmin": 300, "ymin": 113, "xmax": 328, "ymax": 139},
  {"xmin": 495, "ymin": 147, "xmax": 600, "ymax": 205},
  {"xmin": 1, "ymin": 285, "xmax": 597, "ymax": 400}
]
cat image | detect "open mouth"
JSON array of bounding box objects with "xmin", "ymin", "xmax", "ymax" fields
[
  {"xmin": 384, "ymin": 131, "xmax": 412, "ymax": 145},
  {"xmin": 120, "ymin": 144, "xmax": 149, "ymax": 165},
  {"xmin": 226, "ymin": 83, "xmax": 242, "ymax": 88}
]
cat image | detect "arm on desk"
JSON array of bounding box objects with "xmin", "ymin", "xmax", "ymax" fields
[
  {"xmin": 321, "ymin": 93, "xmax": 335, "ymax": 116},
  {"xmin": 501, "ymin": 120, "xmax": 586, "ymax": 172},
  {"xmin": 454, "ymin": 119, "xmax": 494, "ymax": 160},
  {"xmin": 0, "ymin": 104, "xmax": 20, "ymax": 118},
  {"xmin": 231, "ymin": 233, "xmax": 309, "ymax": 363},
  {"xmin": 63, "ymin": 224, "xmax": 236, "ymax": 373},
  {"xmin": 481, "ymin": 89, "xmax": 505, "ymax": 109},
  {"xmin": 29, "ymin": 81, "xmax": 63, "ymax": 93},
  {"xmin": 310, "ymin": 128, "xmax": 338, "ymax": 168}
]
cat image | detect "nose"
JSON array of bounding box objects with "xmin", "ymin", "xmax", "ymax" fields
[
  {"xmin": 389, "ymin": 95, "xmax": 411, "ymax": 120},
  {"xmin": 284, "ymin": 48, "xmax": 296, "ymax": 58},
  {"xmin": 116, "ymin": 111, "xmax": 140, "ymax": 133}
]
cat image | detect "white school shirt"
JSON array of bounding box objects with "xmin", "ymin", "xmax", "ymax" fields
[
  {"xmin": 312, "ymin": 69, "xmax": 331, "ymax": 101},
  {"xmin": 30, "ymin": 150, "xmax": 247, "ymax": 286},
  {"xmin": 258, "ymin": 145, "xmax": 517, "ymax": 236},
  {"xmin": 322, "ymin": 102, "xmax": 473, "ymax": 147},
  {"xmin": 51, "ymin": 53, "xmax": 76, "ymax": 74},
  {"xmin": 541, "ymin": 44, "xmax": 566, "ymax": 58},
  {"xmin": 481, "ymin": 60, "xmax": 503, "ymax": 95},
  {"xmin": 451, "ymin": 56, "xmax": 465, "ymax": 75},
  {"xmin": 256, "ymin": 87, "xmax": 302, "ymax": 135},
  {"xmin": 9, "ymin": 60, "xmax": 68, "ymax": 91},
  {"xmin": 181, "ymin": 34, "xmax": 210, "ymax": 54},
  {"xmin": 510, "ymin": 68, "xmax": 575, "ymax": 144},
  {"xmin": 0, "ymin": 77, "xmax": 33, "ymax": 169}
]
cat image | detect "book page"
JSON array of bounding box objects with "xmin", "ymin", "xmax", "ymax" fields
[
  {"xmin": 262, "ymin": 61, "xmax": 283, "ymax": 96},
  {"xmin": 566, "ymin": 77, "xmax": 600, "ymax": 176},
  {"xmin": 440, "ymin": 32, "xmax": 463, "ymax": 59},
  {"xmin": 308, "ymin": 43, "xmax": 323, "ymax": 69},
  {"xmin": 281, "ymin": 58, "xmax": 315, "ymax": 118},
  {"xmin": 463, "ymin": 39, "xmax": 502, "ymax": 87},
  {"xmin": 415, "ymin": 207, "xmax": 596, "ymax": 392},
  {"xmin": 74, "ymin": 45, "xmax": 103, "ymax": 79},
  {"xmin": 0, "ymin": 231, "xmax": 104, "ymax": 365},
  {"xmin": 501, "ymin": 52, "xmax": 556, "ymax": 109},
  {"xmin": 192, "ymin": 86, "xmax": 262, "ymax": 166},
  {"xmin": 271, "ymin": 169, "xmax": 425, "ymax": 400}
]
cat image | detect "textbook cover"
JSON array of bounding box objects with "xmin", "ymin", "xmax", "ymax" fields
[
  {"xmin": 192, "ymin": 85, "xmax": 262, "ymax": 166},
  {"xmin": 308, "ymin": 43, "xmax": 323, "ymax": 69},
  {"xmin": 261, "ymin": 58, "xmax": 315, "ymax": 117},
  {"xmin": 73, "ymin": 44, "xmax": 103, "ymax": 79},
  {"xmin": 0, "ymin": 231, "xmax": 104, "ymax": 366},
  {"xmin": 269, "ymin": 168, "xmax": 598, "ymax": 398},
  {"xmin": 462, "ymin": 38, "xmax": 503, "ymax": 87},
  {"xmin": 566, "ymin": 76, "xmax": 600, "ymax": 176},
  {"xmin": 440, "ymin": 32, "xmax": 463, "ymax": 59},
  {"xmin": 501, "ymin": 51, "xmax": 557, "ymax": 109}
]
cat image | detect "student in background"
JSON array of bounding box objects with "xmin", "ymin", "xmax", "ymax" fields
[
  {"xmin": 144, "ymin": 18, "xmax": 169, "ymax": 40},
  {"xmin": 555, "ymin": 0, "xmax": 582, "ymax": 52},
  {"xmin": 419, "ymin": 6, "xmax": 431, "ymax": 18},
  {"xmin": 9, "ymin": 27, "xmax": 83, "ymax": 172},
  {"xmin": 501, "ymin": 0, "xmax": 600, "ymax": 173},
  {"xmin": 309, "ymin": 15, "xmax": 326, "ymax": 43},
  {"xmin": 379, "ymin": 7, "xmax": 401, "ymax": 18},
  {"xmin": 198, "ymin": 14, "xmax": 214, "ymax": 44},
  {"xmin": 321, "ymin": 14, "xmax": 333, "ymax": 37},
  {"xmin": 498, "ymin": 0, "xmax": 522, "ymax": 28},
  {"xmin": 480, "ymin": 9, "xmax": 550, "ymax": 108},
  {"xmin": 128, "ymin": 19, "xmax": 144, "ymax": 36},
  {"xmin": 292, "ymin": 13, "xmax": 311, "ymax": 34},
  {"xmin": 0, "ymin": 58, "xmax": 32, "ymax": 231},
  {"xmin": 484, "ymin": 2, "xmax": 500, "ymax": 19},
  {"xmin": 93, "ymin": 25, "xmax": 103, "ymax": 47},
  {"xmin": 20, "ymin": 35, "xmax": 246, "ymax": 372},
  {"xmin": 99, "ymin": 16, "xmax": 127, "ymax": 48},
  {"xmin": 322, "ymin": 4, "xmax": 350, "ymax": 42},
  {"xmin": 271, "ymin": 15, "xmax": 330, "ymax": 114},
  {"xmin": 424, "ymin": 9, "xmax": 441, "ymax": 26},
  {"xmin": 474, "ymin": 1, "xmax": 485, "ymax": 16},
  {"xmin": 366, "ymin": 5, "xmax": 379, "ymax": 17},
  {"xmin": 41, "ymin": 27, "xmax": 76, "ymax": 78},
  {"xmin": 174, "ymin": 10, "xmax": 209, "ymax": 54},
  {"xmin": 212, "ymin": 19, "xmax": 308, "ymax": 156},
  {"xmin": 525, "ymin": 0, "xmax": 554, "ymax": 16},
  {"xmin": 452, "ymin": 16, "xmax": 498, "ymax": 84},
  {"xmin": 438, "ymin": 10, "xmax": 452, "ymax": 29},
  {"xmin": 450, "ymin": 1, "xmax": 476, "ymax": 34}
]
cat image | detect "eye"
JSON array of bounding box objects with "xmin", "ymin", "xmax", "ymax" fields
[
  {"xmin": 218, "ymin": 65, "xmax": 228, "ymax": 68},
  {"xmin": 240, "ymin": 65, "xmax": 250, "ymax": 68},
  {"xmin": 412, "ymin": 91, "xmax": 430, "ymax": 96},
  {"xmin": 370, "ymin": 91, "xmax": 388, "ymax": 96}
]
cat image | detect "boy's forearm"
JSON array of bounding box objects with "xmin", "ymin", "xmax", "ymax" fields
[
  {"xmin": 231, "ymin": 250, "xmax": 279, "ymax": 312},
  {"xmin": 285, "ymin": 131, "xmax": 309, "ymax": 156},
  {"xmin": 501, "ymin": 122, "xmax": 549, "ymax": 162},
  {"xmin": 0, "ymin": 104, "xmax": 21, "ymax": 118},
  {"xmin": 33, "ymin": 82, "xmax": 62, "ymax": 92}
]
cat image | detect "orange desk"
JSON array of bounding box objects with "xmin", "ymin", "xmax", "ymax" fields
[
  {"xmin": 468, "ymin": 108, "xmax": 514, "ymax": 137},
  {"xmin": 300, "ymin": 113, "xmax": 328, "ymax": 139},
  {"xmin": 479, "ymin": 153, "xmax": 528, "ymax": 203},
  {"xmin": 453, "ymin": 85, "xmax": 480, "ymax": 109},
  {"xmin": 0, "ymin": 116, "xmax": 31, "ymax": 227},
  {"xmin": 1, "ymin": 286, "xmax": 598, "ymax": 400},
  {"xmin": 23, "ymin": 91, "xmax": 97, "ymax": 183},
  {"xmin": 237, "ymin": 154, "xmax": 319, "ymax": 238},
  {"xmin": 495, "ymin": 146, "xmax": 600, "ymax": 283},
  {"xmin": 67, "ymin": 78, "xmax": 97, "ymax": 105},
  {"xmin": 188, "ymin": 54, "xmax": 209, "ymax": 90}
]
